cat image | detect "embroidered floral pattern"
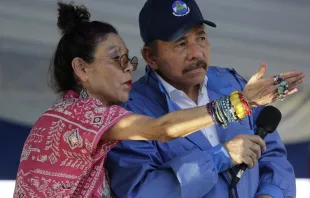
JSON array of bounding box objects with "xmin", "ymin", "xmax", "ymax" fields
[{"xmin": 14, "ymin": 90, "xmax": 132, "ymax": 197}]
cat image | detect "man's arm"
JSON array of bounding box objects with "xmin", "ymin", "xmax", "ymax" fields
[
  {"xmin": 106, "ymin": 100, "xmax": 232, "ymax": 198},
  {"xmin": 253, "ymin": 107, "xmax": 296, "ymax": 198},
  {"xmin": 106, "ymin": 140, "xmax": 231, "ymax": 198},
  {"xmin": 229, "ymin": 68, "xmax": 296, "ymax": 197}
]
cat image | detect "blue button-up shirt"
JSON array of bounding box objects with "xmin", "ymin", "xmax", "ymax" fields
[{"xmin": 106, "ymin": 66, "xmax": 296, "ymax": 198}]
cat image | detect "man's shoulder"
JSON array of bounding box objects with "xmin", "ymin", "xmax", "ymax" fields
[
  {"xmin": 208, "ymin": 66, "xmax": 240, "ymax": 76},
  {"xmin": 208, "ymin": 65, "xmax": 231, "ymax": 73},
  {"xmin": 208, "ymin": 66, "xmax": 248, "ymax": 84}
]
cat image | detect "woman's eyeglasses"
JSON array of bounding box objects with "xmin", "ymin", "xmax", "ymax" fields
[
  {"xmin": 116, "ymin": 54, "xmax": 138, "ymax": 71},
  {"xmin": 88, "ymin": 54, "xmax": 138, "ymax": 72}
]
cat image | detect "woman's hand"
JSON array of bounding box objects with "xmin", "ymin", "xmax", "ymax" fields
[{"xmin": 242, "ymin": 62, "xmax": 305, "ymax": 108}]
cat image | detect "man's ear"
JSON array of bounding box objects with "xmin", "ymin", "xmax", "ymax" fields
[
  {"xmin": 72, "ymin": 57, "xmax": 89, "ymax": 83},
  {"xmin": 141, "ymin": 46, "xmax": 158, "ymax": 70}
]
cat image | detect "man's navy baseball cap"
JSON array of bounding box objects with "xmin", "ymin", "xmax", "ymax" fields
[{"xmin": 139, "ymin": 0, "xmax": 216, "ymax": 44}]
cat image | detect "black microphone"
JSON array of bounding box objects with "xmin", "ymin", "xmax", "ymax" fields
[{"xmin": 230, "ymin": 106, "xmax": 282, "ymax": 188}]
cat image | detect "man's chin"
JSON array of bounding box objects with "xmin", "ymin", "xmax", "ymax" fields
[
  {"xmin": 185, "ymin": 75, "xmax": 206, "ymax": 87},
  {"xmin": 187, "ymin": 67, "xmax": 206, "ymax": 75}
]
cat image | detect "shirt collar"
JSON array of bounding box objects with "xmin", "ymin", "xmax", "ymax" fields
[{"xmin": 63, "ymin": 90, "xmax": 79, "ymax": 101}]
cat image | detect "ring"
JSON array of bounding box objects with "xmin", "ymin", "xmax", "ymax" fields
[
  {"xmin": 273, "ymin": 74, "xmax": 283, "ymax": 85},
  {"xmin": 277, "ymin": 80, "xmax": 289, "ymax": 101}
]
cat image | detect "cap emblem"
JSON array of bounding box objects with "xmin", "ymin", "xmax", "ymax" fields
[{"xmin": 172, "ymin": 1, "xmax": 190, "ymax": 17}]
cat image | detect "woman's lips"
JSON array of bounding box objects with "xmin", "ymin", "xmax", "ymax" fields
[{"xmin": 124, "ymin": 80, "xmax": 132, "ymax": 87}]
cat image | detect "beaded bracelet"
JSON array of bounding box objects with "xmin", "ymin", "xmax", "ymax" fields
[
  {"xmin": 206, "ymin": 91, "xmax": 250, "ymax": 127},
  {"xmin": 206, "ymin": 100, "xmax": 218, "ymax": 125},
  {"xmin": 230, "ymin": 91, "xmax": 247, "ymax": 119},
  {"xmin": 238, "ymin": 93, "xmax": 252, "ymax": 116}
]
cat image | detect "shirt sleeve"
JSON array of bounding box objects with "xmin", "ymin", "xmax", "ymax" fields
[
  {"xmin": 87, "ymin": 103, "xmax": 134, "ymax": 153},
  {"xmin": 71, "ymin": 98, "xmax": 133, "ymax": 153}
]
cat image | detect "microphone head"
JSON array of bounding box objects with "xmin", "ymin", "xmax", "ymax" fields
[{"xmin": 256, "ymin": 106, "xmax": 282, "ymax": 133}]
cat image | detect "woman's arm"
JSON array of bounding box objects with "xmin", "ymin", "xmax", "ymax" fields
[
  {"xmin": 102, "ymin": 65, "xmax": 305, "ymax": 142},
  {"xmin": 102, "ymin": 89, "xmax": 255, "ymax": 142},
  {"xmin": 101, "ymin": 105, "xmax": 214, "ymax": 142}
]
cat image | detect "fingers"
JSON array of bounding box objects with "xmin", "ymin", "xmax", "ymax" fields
[
  {"xmin": 256, "ymin": 62, "xmax": 267, "ymax": 80},
  {"xmin": 243, "ymin": 137, "xmax": 263, "ymax": 168},
  {"xmin": 248, "ymin": 62, "xmax": 267, "ymax": 83},
  {"xmin": 271, "ymin": 92, "xmax": 279, "ymax": 101},
  {"xmin": 243, "ymin": 141, "xmax": 262, "ymax": 169},
  {"xmin": 287, "ymin": 76, "xmax": 305, "ymax": 90},
  {"xmin": 243, "ymin": 155, "xmax": 254, "ymax": 169},
  {"xmin": 264, "ymin": 71, "xmax": 305, "ymax": 89},
  {"xmin": 250, "ymin": 143, "xmax": 262, "ymax": 160},
  {"xmin": 243, "ymin": 150, "xmax": 257, "ymax": 168},
  {"xmin": 270, "ymin": 75, "xmax": 302, "ymax": 99},
  {"xmin": 261, "ymin": 78, "xmax": 300, "ymax": 103},
  {"xmin": 268, "ymin": 87, "xmax": 298, "ymax": 103},
  {"xmin": 286, "ymin": 73, "xmax": 305, "ymax": 84},
  {"xmin": 280, "ymin": 71, "xmax": 305, "ymax": 80},
  {"xmin": 291, "ymin": 78, "xmax": 304, "ymax": 89},
  {"xmin": 247, "ymin": 135, "xmax": 266, "ymax": 152},
  {"xmin": 224, "ymin": 134, "xmax": 265, "ymax": 167},
  {"xmin": 286, "ymin": 88, "xmax": 298, "ymax": 95}
]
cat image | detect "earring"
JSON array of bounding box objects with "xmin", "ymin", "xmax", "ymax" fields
[{"xmin": 80, "ymin": 88, "xmax": 89, "ymax": 100}]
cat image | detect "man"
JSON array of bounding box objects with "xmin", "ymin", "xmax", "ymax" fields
[{"xmin": 107, "ymin": 0, "xmax": 303, "ymax": 197}]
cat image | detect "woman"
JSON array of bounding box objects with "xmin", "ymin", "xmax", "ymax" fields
[{"xmin": 13, "ymin": 2, "xmax": 304, "ymax": 198}]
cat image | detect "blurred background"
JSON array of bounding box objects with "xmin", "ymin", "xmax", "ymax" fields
[{"xmin": 0, "ymin": 0, "xmax": 309, "ymax": 197}]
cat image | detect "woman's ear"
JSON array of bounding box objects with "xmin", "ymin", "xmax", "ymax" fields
[{"xmin": 72, "ymin": 57, "xmax": 89, "ymax": 83}]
